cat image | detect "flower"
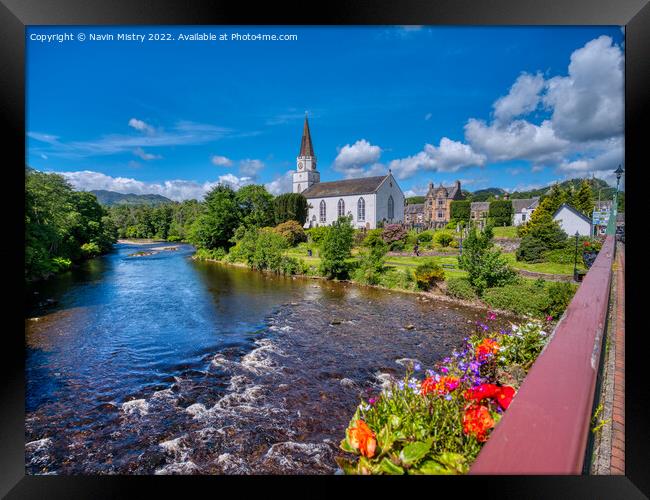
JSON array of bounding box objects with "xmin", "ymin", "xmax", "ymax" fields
[
  {"xmin": 475, "ymin": 338, "xmax": 500, "ymax": 362},
  {"xmin": 494, "ymin": 386, "xmax": 516, "ymax": 410},
  {"xmin": 368, "ymin": 397, "xmax": 377, "ymax": 405},
  {"xmin": 462, "ymin": 405, "xmax": 495, "ymax": 442},
  {"xmin": 487, "ymin": 311, "xmax": 497, "ymax": 321},
  {"xmin": 414, "ymin": 363, "xmax": 421, "ymax": 371},
  {"xmin": 421, "ymin": 375, "xmax": 460, "ymax": 396},
  {"xmin": 546, "ymin": 315, "xmax": 553, "ymax": 322},
  {"xmin": 347, "ymin": 419, "xmax": 377, "ymax": 458}
]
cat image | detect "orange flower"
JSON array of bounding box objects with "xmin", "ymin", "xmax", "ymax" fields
[
  {"xmin": 347, "ymin": 419, "xmax": 377, "ymax": 458},
  {"xmin": 494, "ymin": 385, "xmax": 516, "ymax": 410},
  {"xmin": 464, "ymin": 383, "xmax": 516, "ymax": 410},
  {"xmin": 475, "ymin": 338, "xmax": 500, "ymax": 362},
  {"xmin": 421, "ymin": 376, "xmax": 460, "ymax": 396},
  {"xmin": 462, "ymin": 405, "xmax": 495, "ymax": 442}
]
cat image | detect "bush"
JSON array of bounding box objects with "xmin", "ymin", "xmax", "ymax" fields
[
  {"xmin": 306, "ymin": 226, "xmax": 330, "ymax": 246},
  {"xmin": 414, "ymin": 261, "xmax": 445, "ymax": 291},
  {"xmin": 320, "ymin": 216, "xmax": 355, "ymax": 279},
  {"xmin": 378, "ymin": 267, "xmax": 416, "ymax": 291},
  {"xmin": 488, "ymin": 200, "xmax": 513, "ymax": 226},
  {"xmin": 458, "ymin": 226, "xmax": 517, "ymax": 295},
  {"xmin": 515, "ymin": 235, "xmax": 547, "ymax": 263},
  {"xmin": 434, "ymin": 231, "xmax": 454, "ymax": 247},
  {"xmin": 417, "ymin": 231, "xmax": 433, "ymax": 243},
  {"xmin": 482, "ymin": 282, "xmax": 549, "ymax": 317},
  {"xmin": 194, "ymin": 247, "xmax": 227, "ymax": 261},
  {"xmin": 450, "ymin": 200, "xmax": 471, "ymax": 222},
  {"xmin": 80, "ymin": 242, "xmax": 102, "ymax": 257},
  {"xmin": 544, "ymin": 281, "xmax": 577, "ymax": 319},
  {"xmin": 449, "ymin": 239, "xmax": 459, "ymax": 248},
  {"xmin": 50, "ymin": 257, "xmax": 72, "ymax": 273},
  {"xmin": 542, "ymin": 247, "xmax": 575, "ymax": 264},
  {"xmin": 446, "ymin": 277, "xmax": 477, "ymax": 301},
  {"xmin": 273, "ymin": 220, "xmax": 307, "ymax": 246},
  {"xmin": 382, "ymin": 224, "xmax": 408, "ymax": 246},
  {"xmin": 273, "ymin": 192, "xmax": 308, "ymax": 225},
  {"xmin": 250, "ymin": 228, "xmax": 288, "ymax": 271}
]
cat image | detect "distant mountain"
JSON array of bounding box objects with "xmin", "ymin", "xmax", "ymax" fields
[
  {"xmin": 90, "ymin": 190, "xmax": 173, "ymax": 206},
  {"xmin": 469, "ymin": 187, "xmax": 506, "ymax": 202},
  {"xmin": 509, "ymin": 178, "xmax": 615, "ymax": 200}
]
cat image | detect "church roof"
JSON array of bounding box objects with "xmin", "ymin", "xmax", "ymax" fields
[
  {"xmin": 511, "ymin": 197, "xmax": 540, "ymax": 213},
  {"xmin": 302, "ymin": 175, "xmax": 388, "ymax": 198},
  {"xmin": 298, "ymin": 115, "xmax": 315, "ymax": 157}
]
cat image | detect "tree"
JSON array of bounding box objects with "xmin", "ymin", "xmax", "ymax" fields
[
  {"xmin": 574, "ymin": 179, "xmax": 595, "ymax": 216},
  {"xmin": 273, "ymin": 220, "xmax": 307, "ymax": 246},
  {"xmin": 450, "ymin": 200, "xmax": 471, "ymax": 223},
  {"xmin": 319, "ymin": 216, "xmax": 355, "ymax": 279},
  {"xmin": 236, "ymin": 184, "xmax": 275, "ymax": 228},
  {"xmin": 189, "ymin": 184, "xmax": 241, "ymax": 250},
  {"xmin": 457, "ymin": 225, "xmax": 517, "ymax": 295},
  {"xmin": 274, "ymin": 193, "xmax": 308, "ymax": 225},
  {"xmin": 488, "ymin": 200, "xmax": 513, "ymax": 226}
]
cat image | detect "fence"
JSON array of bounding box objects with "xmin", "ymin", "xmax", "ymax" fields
[{"xmin": 470, "ymin": 235, "xmax": 616, "ymax": 474}]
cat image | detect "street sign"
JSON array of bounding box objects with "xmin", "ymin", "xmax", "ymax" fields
[{"xmin": 592, "ymin": 210, "xmax": 610, "ymax": 226}]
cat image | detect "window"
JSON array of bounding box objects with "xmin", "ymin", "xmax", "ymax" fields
[
  {"xmin": 319, "ymin": 200, "xmax": 326, "ymax": 222},
  {"xmin": 522, "ymin": 214, "xmax": 526, "ymax": 221},
  {"xmin": 438, "ymin": 198, "xmax": 444, "ymax": 206},
  {"xmin": 438, "ymin": 211, "xmax": 444, "ymax": 219},
  {"xmin": 357, "ymin": 197, "xmax": 365, "ymax": 221},
  {"xmin": 388, "ymin": 195, "xmax": 394, "ymax": 219},
  {"xmin": 338, "ymin": 199, "xmax": 345, "ymax": 218}
]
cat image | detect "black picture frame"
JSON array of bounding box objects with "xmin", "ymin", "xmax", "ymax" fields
[{"xmin": 2, "ymin": 0, "xmax": 648, "ymax": 497}]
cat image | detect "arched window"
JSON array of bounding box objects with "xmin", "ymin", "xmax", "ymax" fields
[
  {"xmin": 338, "ymin": 199, "xmax": 345, "ymax": 218},
  {"xmin": 388, "ymin": 195, "xmax": 394, "ymax": 219},
  {"xmin": 357, "ymin": 197, "xmax": 365, "ymax": 221},
  {"xmin": 319, "ymin": 200, "xmax": 326, "ymax": 222}
]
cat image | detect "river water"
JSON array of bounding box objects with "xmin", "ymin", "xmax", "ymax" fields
[{"xmin": 25, "ymin": 242, "xmax": 491, "ymax": 474}]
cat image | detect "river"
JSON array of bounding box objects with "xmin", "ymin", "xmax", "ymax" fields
[{"xmin": 25, "ymin": 241, "xmax": 492, "ymax": 474}]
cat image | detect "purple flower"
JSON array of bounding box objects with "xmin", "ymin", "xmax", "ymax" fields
[
  {"xmin": 440, "ymin": 367, "xmax": 449, "ymax": 374},
  {"xmin": 444, "ymin": 394, "xmax": 453, "ymax": 401},
  {"xmin": 426, "ymin": 369, "xmax": 436, "ymax": 377},
  {"xmin": 414, "ymin": 363, "xmax": 421, "ymax": 371},
  {"xmin": 369, "ymin": 397, "xmax": 377, "ymax": 405},
  {"xmin": 397, "ymin": 381, "xmax": 405, "ymax": 390}
]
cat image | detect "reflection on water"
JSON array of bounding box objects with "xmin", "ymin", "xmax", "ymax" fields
[{"xmin": 25, "ymin": 242, "xmax": 492, "ymax": 474}]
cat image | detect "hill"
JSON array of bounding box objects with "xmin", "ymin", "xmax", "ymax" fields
[
  {"xmin": 509, "ymin": 178, "xmax": 615, "ymax": 200},
  {"xmin": 89, "ymin": 190, "xmax": 173, "ymax": 207}
]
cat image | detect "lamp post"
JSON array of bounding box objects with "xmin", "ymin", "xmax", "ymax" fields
[
  {"xmin": 615, "ymin": 164, "xmax": 624, "ymax": 192},
  {"xmin": 573, "ymin": 230, "xmax": 580, "ymax": 282},
  {"xmin": 607, "ymin": 165, "xmax": 624, "ymax": 236}
]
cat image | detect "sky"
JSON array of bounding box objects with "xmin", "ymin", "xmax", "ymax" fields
[{"xmin": 26, "ymin": 25, "xmax": 625, "ymax": 201}]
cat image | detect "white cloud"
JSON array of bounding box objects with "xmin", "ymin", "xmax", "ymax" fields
[
  {"xmin": 128, "ymin": 118, "xmax": 155, "ymax": 135},
  {"xmin": 424, "ymin": 113, "xmax": 432, "ymax": 121},
  {"xmin": 333, "ymin": 139, "xmax": 385, "ymax": 178},
  {"xmin": 265, "ymin": 170, "xmax": 294, "ymax": 195},
  {"xmin": 238, "ymin": 159, "xmax": 264, "ymax": 178},
  {"xmin": 40, "ymin": 154, "xmax": 48, "ymax": 160},
  {"xmin": 465, "ymin": 118, "xmax": 569, "ymax": 164},
  {"xmin": 211, "ymin": 155, "xmax": 233, "ymax": 167},
  {"xmin": 543, "ymin": 35, "xmax": 624, "ymax": 143},
  {"xmin": 493, "ymin": 72, "xmax": 545, "ymax": 123},
  {"xmin": 388, "ymin": 137, "xmax": 486, "ymax": 180},
  {"xmin": 57, "ymin": 170, "xmax": 252, "ymax": 201},
  {"xmin": 133, "ymin": 147, "xmax": 162, "ymax": 160},
  {"xmin": 28, "ymin": 120, "xmax": 232, "ymax": 159}
]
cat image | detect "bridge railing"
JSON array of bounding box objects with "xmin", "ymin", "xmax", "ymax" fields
[{"xmin": 470, "ymin": 235, "xmax": 616, "ymax": 474}]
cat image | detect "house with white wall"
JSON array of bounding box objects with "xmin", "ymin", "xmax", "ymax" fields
[
  {"xmin": 553, "ymin": 203, "xmax": 592, "ymax": 237},
  {"xmin": 512, "ymin": 197, "xmax": 540, "ymax": 226}
]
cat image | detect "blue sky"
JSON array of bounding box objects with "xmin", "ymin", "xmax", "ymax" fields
[{"xmin": 26, "ymin": 26, "xmax": 624, "ymax": 200}]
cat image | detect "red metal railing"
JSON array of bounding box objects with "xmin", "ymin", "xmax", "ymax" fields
[{"xmin": 470, "ymin": 235, "xmax": 616, "ymax": 474}]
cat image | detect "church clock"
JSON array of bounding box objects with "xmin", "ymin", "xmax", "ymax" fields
[{"xmin": 298, "ymin": 161, "xmax": 304, "ymax": 170}]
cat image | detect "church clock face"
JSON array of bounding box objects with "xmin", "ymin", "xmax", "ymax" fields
[{"xmin": 298, "ymin": 161, "xmax": 304, "ymax": 170}]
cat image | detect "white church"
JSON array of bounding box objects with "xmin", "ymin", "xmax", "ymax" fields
[{"xmin": 292, "ymin": 115, "xmax": 405, "ymax": 229}]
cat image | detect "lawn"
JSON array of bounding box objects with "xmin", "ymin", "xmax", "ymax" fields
[
  {"xmin": 502, "ymin": 252, "xmax": 585, "ymax": 275},
  {"xmin": 492, "ymin": 226, "xmax": 519, "ymax": 238}
]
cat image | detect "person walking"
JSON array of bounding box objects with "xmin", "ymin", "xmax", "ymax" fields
[{"xmin": 414, "ymin": 242, "xmax": 420, "ymax": 257}]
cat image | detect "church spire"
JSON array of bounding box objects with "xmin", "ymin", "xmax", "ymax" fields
[{"xmin": 299, "ymin": 113, "xmax": 315, "ymax": 157}]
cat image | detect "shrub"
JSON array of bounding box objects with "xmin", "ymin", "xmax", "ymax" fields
[
  {"xmin": 382, "ymin": 224, "xmax": 408, "ymax": 246},
  {"xmin": 273, "ymin": 192, "xmax": 308, "ymax": 225},
  {"xmin": 50, "ymin": 257, "xmax": 72, "ymax": 272},
  {"xmin": 449, "ymin": 239, "xmax": 459, "ymax": 248},
  {"xmin": 434, "ymin": 231, "xmax": 454, "ymax": 247},
  {"xmin": 544, "ymin": 281, "xmax": 577, "ymax": 319},
  {"xmin": 458, "ymin": 226, "xmax": 517, "ymax": 295},
  {"xmin": 414, "ymin": 261, "xmax": 445, "ymax": 291},
  {"xmin": 194, "ymin": 247, "xmax": 227, "ymax": 261},
  {"xmin": 450, "ymin": 200, "xmax": 471, "ymax": 222},
  {"xmin": 482, "ymin": 282, "xmax": 549, "ymax": 317},
  {"xmin": 542, "ymin": 247, "xmax": 575, "ymax": 264},
  {"xmin": 250, "ymin": 228, "xmax": 288, "ymax": 271},
  {"xmin": 515, "ymin": 235, "xmax": 547, "ymax": 263},
  {"xmin": 488, "ymin": 200, "xmax": 513, "ymax": 226},
  {"xmin": 417, "ymin": 231, "xmax": 433, "ymax": 243},
  {"xmin": 273, "ymin": 220, "xmax": 307, "ymax": 246},
  {"xmin": 320, "ymin": 216, "xmax": 355, "ymax": 279},
  {"xmin": 306, "ymin": 226, "xmax": 330, "ymax": 246},
  {"xmin": 80, "ymin": 242, "xmax": 102, "ymax": 257},
  {"xmin": 446, "ymin": 277, "xmax": 477, "ymax": 301}
]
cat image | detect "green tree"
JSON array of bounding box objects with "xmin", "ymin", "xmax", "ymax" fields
[
  {"xmin": 189, "ymin": 184, "xmax": 241, "ymax": 250},
  {"xmin": 450, "ymin": 200, "xmax": 471, "ymax": 224},
  {"xmin": 320, "ymin": 216, "xmax": 355, "ymax": 279},
  {"xmin": 236, "ymin": 184, "xmax": 275, "ymax": 228},
  {"xmin": 574, "ymin": 179, "xmax": 595, "ymax": 216},
  {"xmin": 488, "ymin": 200, "xmax": 513, "ymax": 226},
  {"xmin": 273, "ymin": 193, "xmax": 308, "ymax": 225},
  {"xmin": 457, "ymin": 225, "xmax": 517, "ymax": 295}
]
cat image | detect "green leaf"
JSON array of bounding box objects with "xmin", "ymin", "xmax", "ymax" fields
[
  {"xmin": 339, "ymin": 437, "xmax": 356, "ymax": 453},
  {"xmin": 410, "ymin": 460, "xmax": 455, "ymax": 475},
  {"xmin": 390, "ymin": 415, "xmax": 400, "ymax": 428},
  {"xmin": 378, "ymin": 457, "xmax": 405, "ymax": 475},
  {"xmin": 434, "ymin": 452, "xmax": 469, "ymax": 474},
  {"xmin": 376, "ymin": 425, "xmax": 395, "ymax": 452},
  {"xmin": 399, "ymin": 438, "xmax": 433, "ymax": 466},
  {"xmin": 335, "ymin": 457, "xmax": 359, "ymax": 475}
]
